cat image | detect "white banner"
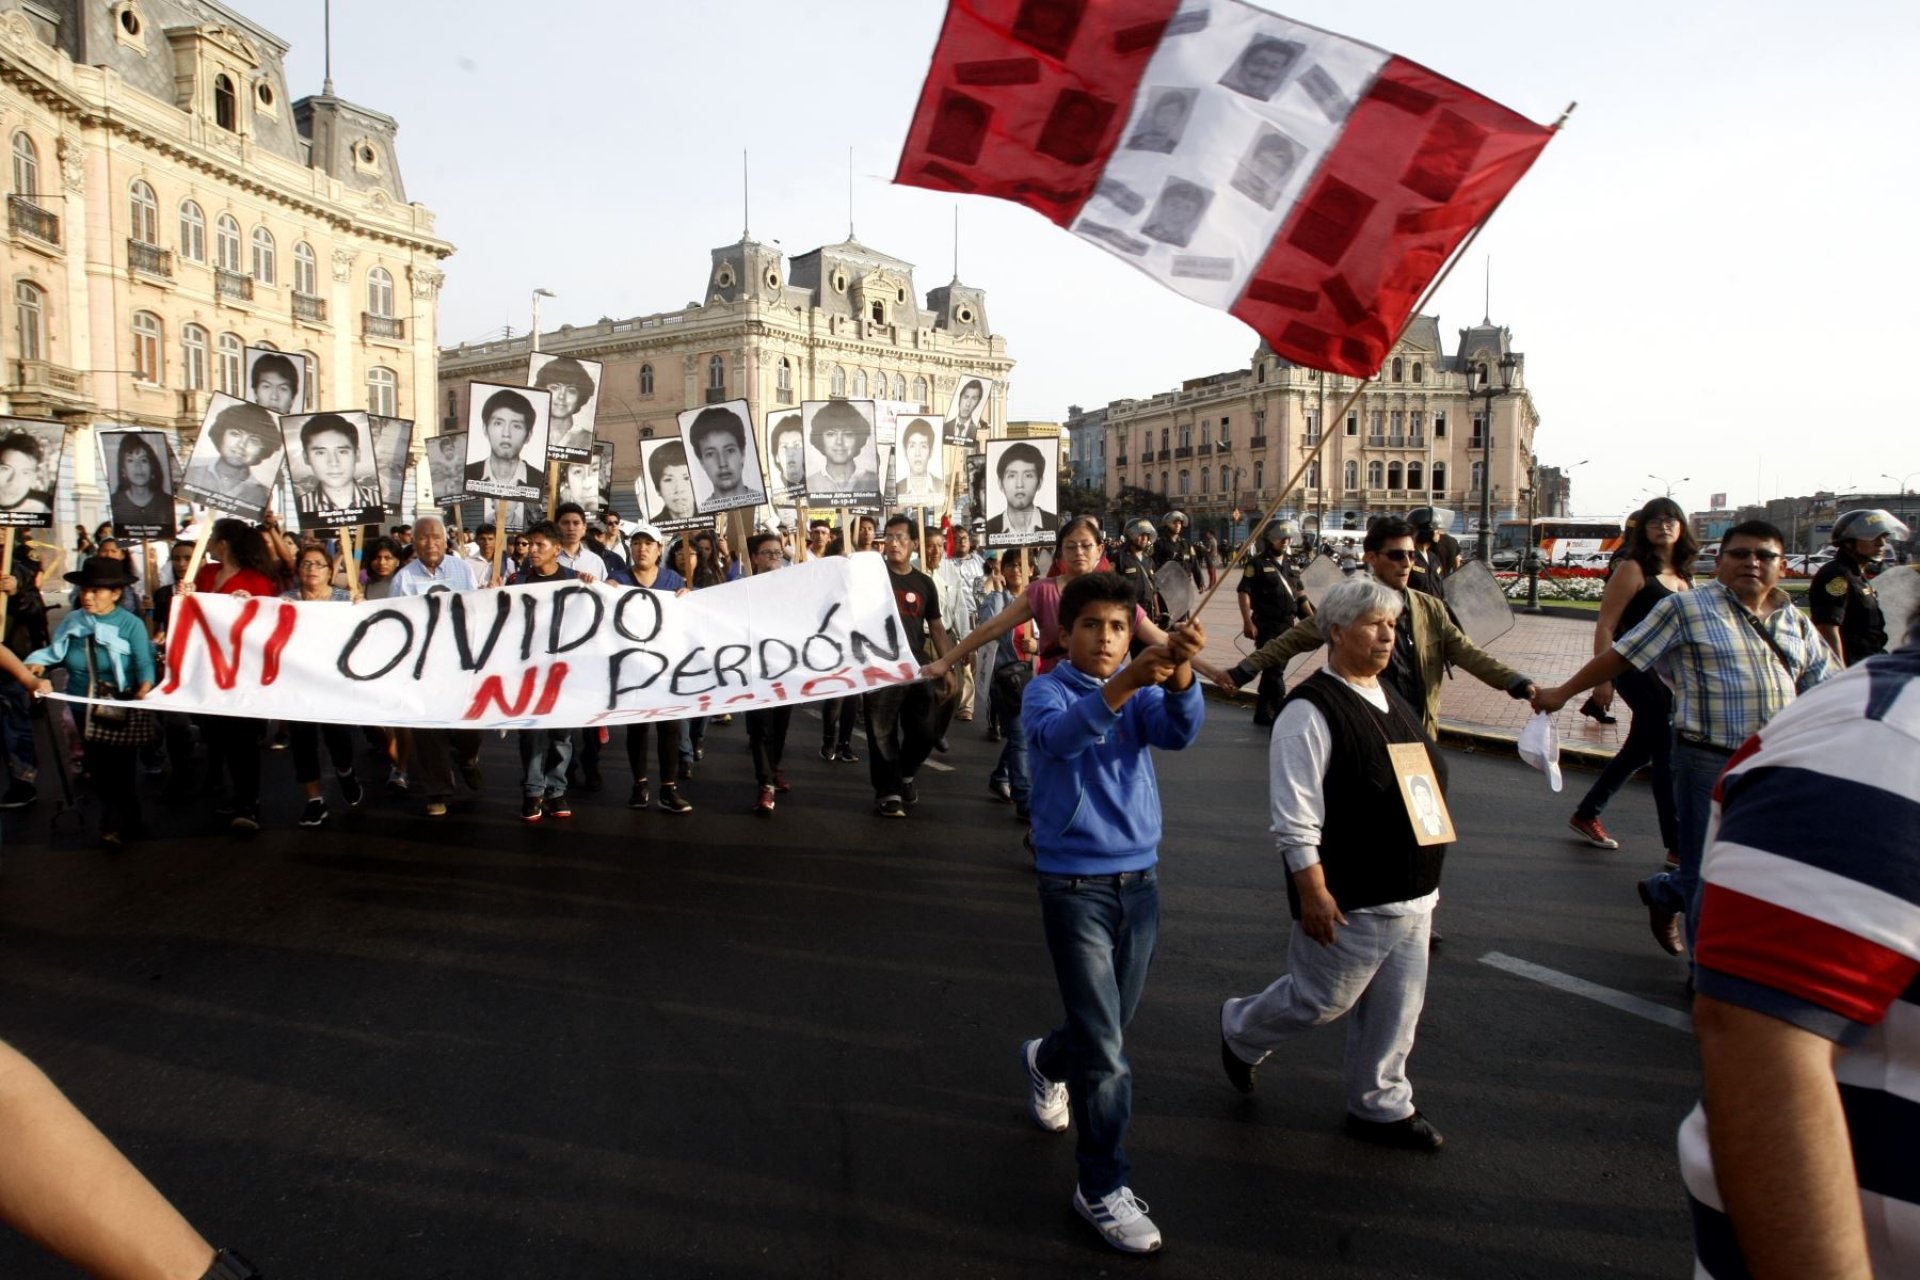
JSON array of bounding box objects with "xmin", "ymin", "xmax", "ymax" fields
[{"xmin": 135, "ymin": 557, "xmax": 916, "ymax": 729}]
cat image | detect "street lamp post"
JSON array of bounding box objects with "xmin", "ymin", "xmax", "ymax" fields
[
  {"xmin": 1646, "ymin": 472, "xmax": 1689, "ymax": 498},
  {"xmin": 1885, "ymin": 472, "xmax": 1920, "ymax": 533},
  {"xmin": 530, "ymin": 287, "xmax": 556, "ymax": 354},
  {"xmin": 1473, "ymin": 353, "xmax": 1517, "ymax": 563}
]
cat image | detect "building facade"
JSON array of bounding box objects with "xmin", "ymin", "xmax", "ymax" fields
[
  {"xmin": 1, "ymin": 0, "xmax": 451, "ymax": 533},
  {"xmin": 1099, "ymin": 315, "xmax": 1543, "ymax": 544},
  {"xmin": 437, "ymin": 235, "xmax": 1014, "ymax": 522}
]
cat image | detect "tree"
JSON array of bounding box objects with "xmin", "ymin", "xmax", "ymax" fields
[{"xmin": 1111, "ymin": 484, "xmax": 1171, "ymax": 525}]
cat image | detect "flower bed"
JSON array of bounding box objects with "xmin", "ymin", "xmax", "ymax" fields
[{"xmin": 1494, "ymin": 571, "xmax": 1609, "ymax": 602}]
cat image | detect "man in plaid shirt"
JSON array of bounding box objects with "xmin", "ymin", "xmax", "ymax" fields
[{"xmin": 1534, "ymin": 521, "xmax": 1835, "ymax": 955}]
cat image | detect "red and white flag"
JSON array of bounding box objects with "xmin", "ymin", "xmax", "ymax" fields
[{"xmin": 895, "ymin": 0, "xmax": 1558, "ymax": 377}]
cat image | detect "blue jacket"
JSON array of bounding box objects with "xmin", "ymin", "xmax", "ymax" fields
[{"xmin": 1021, "ymin": 659, "xmax": 1203, "ymax": 876}]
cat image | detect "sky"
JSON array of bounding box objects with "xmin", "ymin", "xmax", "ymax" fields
[{"xmin": 243, "ymin": 0, "xmax": 1920, "ymax": 519}]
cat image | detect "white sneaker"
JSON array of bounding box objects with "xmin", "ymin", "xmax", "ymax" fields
[
  {"xmin": 1021, "ymin": 1039, "xmax": 1068, "ymax": 1132},
  {"xmin": 1074, "ymin": 1185, "xmax": 1162, "ymax": 1253}
]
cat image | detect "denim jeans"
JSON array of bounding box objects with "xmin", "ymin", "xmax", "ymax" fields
[
  {"xmin": 0, "ymin": 679, "xmax": 35, "ymax": 784},
  {"xmin": 518, "ymin": 729, "xmax": 573, "ymax": 798},
  {"xmin": 1031, "ymin": 868, "xmax": 1160, "ymax": 1198},
  {"xmin": 1574, "ymin": 666, "xmax": 1677, "ymax": 851},
  {"xmin": 987, "ymin": 667, "xmax": 1031, "ymax": 816},
  {"xmin": 1641, "ymin": 736, "xmax": 1729, "ymax": 950}
]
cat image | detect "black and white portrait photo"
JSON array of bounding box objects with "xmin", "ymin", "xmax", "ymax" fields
[
  {"xmin": 556, "ymin": 442, "xmax": 613, "ymax": 513},
  {"xmin": 369, "ymin": 416, "xmax": 413, "ymax": 517},
  {"xmin": 99, "ymin": 429, "xmax": 177, "ymax": 541},
  {"xmin": 1141, "ymin": 178, "xmax": 1214, "ymax": 248},
  {"xmin": 634, "ymin": 437, "xmax": 707, "ymax": 533},
  {"xmin": 280, "ymin": 410, "xmax": 383, "ymax": 531},
  {"xmin": 462, "ymin": 382, "xmax": 552, "ymax": 503},
  {"xmin": 800, "ymin": 400, "xmax": 882, "ymax": 506},
  {"xmin": 0, "ymin": 418, "xmax": 63, "ymax": 526},
  {"xmin": 244, "ymin": 347, "xmax": 303, "ymax": 416},
  {"xmin": 1125, "ymin": 87, "xmax": 1197, "ymax": 154},
  {"xmin": 892, "ymin": 417, "xmax": 947, "ymax": 514},
  {"xmin": 944, "ymin": 376, "xmax": 994, "ymax": 447},
  {"xmin": 425, "ymin": 433, "xmax": 467, "ymax": 507},
  {"xmin": 179, "ymin": 393, "xmax": 283, "ymax": 520},
  {"xmin": 1218, "ymin": 35, "xmax": 1305, "ymax": 102},
  {"xmin": 981, "ymin": 438, "xmax": 1061, "ymax": 547},
  {"xmin": 764, "ymin": 410, "xmax": 807, "ymax": 504},
  {"xmin": 527, "ymin": 352, "xmax": 603, "ymax": 461},
  {"xmin": 677, "ymin": 400, "xmax": 766, "ymax": 515},
  {"xmin": 1230, "ymin": 126, "xmax": 1305, "ymax": 210}
]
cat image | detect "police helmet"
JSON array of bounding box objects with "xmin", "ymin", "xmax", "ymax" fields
[
  {"xmin": 1125, "ymin": 518, "xmax": 1156, "ymax": 540},
  {"xmin": 1162, "ymin": 510, "xmax": 1189, "ymax": 528},
  {"xmin": 1832, "ymin": 508, "xmax": 1910, "ymax": 545},
  {"xmin": 1261, "ymin": 519, "xmax": 1300, "ymax": 546}
]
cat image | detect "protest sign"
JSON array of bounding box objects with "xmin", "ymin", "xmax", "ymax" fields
[
  {"xmin": 179, "ymin": 393, "xmax": 282, "ymax": 520},
  {"xmin": 980, "ymin": 437, "xmax": 1060, "ymax": 547},
  {"xmin": 528, "ymin": 353, "xmax": 603, "ymax": 461},
  {"xmin": 635, "ymin": 437, "xmax": 708, "ymax": 533},
  {"xmin": 800, "ymin": 400, "xmax": 882, "ymax": 506},
  {"xmin": 425, "ymin": 433, "xmax": 467, "ymax": 507},
  {"xmin": 99, "ymin": 428, "xmax": 178, "ymax": 540},
  {"xmin": 138, "ymin": 554, "xmax": 914, "ymax": 730},
  {"xmin": 890, "ymin": 414, "xmax": 945, "ymax": 513},
  {"xmin": 281, "ymin": 410, "xmax": 383, "ymax": 531},
  {"xmin": 944, "ymin": 376, "xmax": 992, "ymax": 446},
  {"xmin": 463, "ymin": 383, "xmax": 552, "ymax": 502},
  {"xmin": 763, "ymin": 409, "xmax": 807, "ymax": 505},
  {"xmin": 244, "ymin": 348, "xmax": 304, "ymax": 415},
  {"xmin": 679, "ymin": 400, "xmax": 766, "ymax": 515},
  {"xmin": 0, "ymin": 417, "xmax": 63, "ymax": 526},
  {"xmin": 370, "ymin": 416, "xmax": 414, "ymax": 518}
]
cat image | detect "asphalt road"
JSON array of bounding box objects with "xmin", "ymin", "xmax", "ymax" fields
[{"xmin": 0, "ymin": 701, "xmax": 1698, "ymax": 1277}]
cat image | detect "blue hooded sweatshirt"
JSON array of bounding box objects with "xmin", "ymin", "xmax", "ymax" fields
[{"xmin": 1021, "ymin": 659, "xmax": 1204, "ymax": 876}]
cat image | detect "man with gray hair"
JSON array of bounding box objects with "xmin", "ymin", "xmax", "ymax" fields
[
  {"xmin": 389, "ymin": 514, "xmax": 485, "ymax": 815},
  {"xmin": 1216, "ymin": 577, "xmax": 1453, "ymax": 1152}
]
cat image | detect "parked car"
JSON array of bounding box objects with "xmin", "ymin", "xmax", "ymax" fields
[{"xmin": 1694, "ymin": 543, "xmax": 1719, "ymax": 575}]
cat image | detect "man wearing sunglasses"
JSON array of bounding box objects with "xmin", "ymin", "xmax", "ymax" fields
[
  {"xmin": 1533, "ymin": 521, "xmax": 1836, "ymax": 956},
  {"xmin": 1214, "ymin": 517, "xmax": 1535, "ymax": 739}
]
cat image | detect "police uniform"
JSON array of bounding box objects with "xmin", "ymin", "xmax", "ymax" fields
[
  {"xmin": 1111, "ymin": 544, "xmax": 1157, "ymax": 614},
  {"xmin": 1153, "ymin": 534, "xmax": 1204, "ymax": 590},
  {"xmin": 1809, "ymin": 555, "xmax": 1887, "ymax": 666},
  {"xmin": 1238, "ymin": 550, "xmax": 1307, "ymax": 725}
]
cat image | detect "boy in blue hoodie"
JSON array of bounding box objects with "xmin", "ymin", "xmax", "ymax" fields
[{"xmin": 1018, "ymin": 570, "xmax": 1204, "ymax": 1255}]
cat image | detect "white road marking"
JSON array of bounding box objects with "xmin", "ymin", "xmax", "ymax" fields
[
  {"xmin": 1478, "ymin": 951, "xmax": 1692, "ymax": 1034},
  {"xmin": 922, "ymin": 759, "xmax": 954, "ymax": 773}
]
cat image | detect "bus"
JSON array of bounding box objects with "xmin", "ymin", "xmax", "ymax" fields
[{"xmin": 1491, "ymin": 517, "xmax": 1628, "ymax": 569}]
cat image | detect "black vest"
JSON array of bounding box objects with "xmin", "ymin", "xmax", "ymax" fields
[{"xmin": 1285, "ymin": 671, "xmax": 1450, "ymax": 917}]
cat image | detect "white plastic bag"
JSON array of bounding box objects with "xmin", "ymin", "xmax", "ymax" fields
[{"xmin": 1517, "ymin": 711, "xmax": 1563, "ymax": 792}]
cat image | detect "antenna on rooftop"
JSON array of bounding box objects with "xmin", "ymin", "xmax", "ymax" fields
[
  {"xmin": 953, "ymin": 205, "xmax": 960, "ymax": 281},
  {"xmin": 1483, "ymin": 256, "xmax": 1491, "ymax": 324},
  {"xmin": 322, "ymin": 0, "xmax": 334, "ymax": 96},
  {"xmin": 742, "ymin": 149, "xmax": 751, "ymax": 241},
  {"xmin": 847, "ymin": 146, "xmax": 855, "ymax": 241}
]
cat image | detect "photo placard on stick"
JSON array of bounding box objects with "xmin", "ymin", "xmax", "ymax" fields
[
  {"xmin": 890, "ymin": 414, "xmax": 946, "ymax": 513},
  {"xmin": 944, "ymin": 375, "xmax": 993, "ymax": 447},
  {"xmin": 179, "ymin": 393, "xmax": 283, "ymax": 521},
  {"xmin": 800, "ymin": 400, "xmax": 882, "ymax": 507},
  {"xmin": 425, "ymin": 433, "xmax": 468, "ymax": 508},
  {"xmin": 0, "ymin": 417, "xmax": 64, "ymax": 525},
  {"xmin": 244, "ymin": 347, "xmax": 304, "ymax": 416},
  {"xmin": 370, "ymin": 416, "xmax": 413, "ymax": 518},
  {"xmin": 634, "ymin": 436, "xmax": 708, "ymax": 532},
  {"xmin": 281, "ymin": 410, "xmax": 383, "ymax": 530},
  {"xmin": 462, "ymin": 383, "xmax": 552, "ymax": 503},
  {"xmin": 527, "ymin": 352, "xmax": 603, "ymax": 460},
  {"xmin": 556, "ymin": 441, "xmax": 613, "ymax": 512},
  {"xmin": 678, "ymin": 400, "xmax": 766, "ymax": 515},
  {"xmin": 98, "ymin": 428, "xmax": 178, "ymax": 540},
  {"xmin": 981, "ymin": 437, "xmax": 1061, "ymax": 547},
  {"xmin": 763, "ymin": 409, "xmax": 806, "ymax": 505}
]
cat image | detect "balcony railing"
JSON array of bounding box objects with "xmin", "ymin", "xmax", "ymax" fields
[
  {"xmin": 1173, "ymin": 445, "xmax": 1193, "ymax": 459},
  {"xmin": 362, "ymin": 312, "xmax": 405, "ymax": 340},
  {"xmin": 8, "ymin": 196, "xmax": 60, "ymax": 247},
  {"xmin": 215, "ymin": 268, "xmax": 253, "ymax": 301},
  {"xmin": 1197, "ymin": 442, "xmax": 1213, "ymax": 455},
  {"xmin": 1114, "ymin": 455, "xmax": 1129, "ymax": 468},
  {"xmin": 1249, "ymin": 435, "xmax": 1268, "ymax": 449},
  {"xmin": 293, "ymin": 292, "xmax": 327, "ymax": 323},
  {"xmin": 13, "ymin": 359, "xmax": 88, "ymax": 404},
  {"xmin": 128, "ymin": 239, "xmax": 173, "ymax": 278},
  {"xmin": 703, "ymin": 386, "xmax": 727, "ymax": 404}
]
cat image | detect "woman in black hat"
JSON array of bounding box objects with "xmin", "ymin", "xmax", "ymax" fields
[{"xmin": 25, "ymin": 558, "xmax": 156, "ymax": 847}]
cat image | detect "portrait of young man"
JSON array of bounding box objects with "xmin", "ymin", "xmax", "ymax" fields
[
  {"xmin": 893, "ymin": 418, "xmax": 946, "ymax": 511},
  {"xmin": 801, "ymin": 400, "xmax": 882, "ymax": 504},
  {"xmin": 425, "ymin": 433, "xmax": 467, "ymax": 507},
  {"xmin": 245, "ymin": 349, "xmax": 303, "ymax": 415},
  {"xmin": 462, "ymin": 383, "xmax": 551, "ymax": 502},
  {"xmin": 636, "ymin": 437, "xmax": 704, "ymax": 531},
  {"xmin": 677, "ymin": 401, "xmax": 765, "ymax": 514},
  {"xmin": 0, "ymin": 420, "xmax": 61, "ymax": 523},
  {"xmin": 369, "ymin": 416, "xmax": 413, "ymax": 518},
  {"xmin": 982, "ymin": 439, "xmax": 1061, "ymax": 544},
  {"xmin": 281, "ymin": 411, "xmax": 383, "ymax": 530},
  {"xmin": 178, "ymin": 394, "xmax": 283, "ymax": 519},
  {"xmin": 528, "ymin": 353, "xmax": 602, "ymax": 459},
  {"xmin": 765, "ymin": 411, "xmax": 806, "ymax": 502}
]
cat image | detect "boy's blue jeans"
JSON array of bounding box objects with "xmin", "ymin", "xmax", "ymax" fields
[{"xmin": 987, "ymin": 667, "xmax": 1030, "ymax": 816}]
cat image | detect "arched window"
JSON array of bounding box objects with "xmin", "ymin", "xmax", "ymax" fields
[
  {"xmin": 1199, "ymin": 467, "xmax": 1210, "ymax": 495},
  {"xmin": 1475, "ymin": 361, "xmax": 1489, "ymax": 385},
  {"xmin": 182, "ymin": 324, "xmax": 209, "ymax": 390},
  {"xmin": 892, "ymin": 373, "xmax": 906, "ymax": 401},
  {"xmin": 250, "ymin": 226, "xmax": 275, "ymax": 284},
  {"xmin": 776, "ymin": 357, "xmax": 791, "ymax": 393},
  {"xmin": 14, "ymin": 281, "xmax": 45, "ymax": 361},
  {"xmin": 1254, "ymin": 461, "xmax": 1265, "ymax": 490},
  {"xmin": 1343, "ymin": 460, "xmax": 1358, "ymax": 490},
  {"xmin": 254, "ymin": 338, "xmax": 276, "ymax": 350},
  {"xmin": 854, "ymin": 369, "xmax": 868, "ymax": 398},
  {"xmin": 638, "ymin": 363, "xmax": 654, "ymax": 396},
  {"xmin": 214, "ymin": 74, "xmax": 237, "ymax": 131},
  {"xmin": 1200, "ymin": 421, "xmax": 1211, "ymax": 445},
  {"xmin": 10, "ymin": 133, "xmax": 38, "ymax": 196},
  {"xmin": 367, "ymin": 366, "xmax": 398, "ymax": 416},
  {"xmin": 1179, "ymin": 424, "xmax": 1191, "ymax": 448},
  {"xmin": 707, "ymin": 354, "xmax": 725, "ymax": 391},
  {"xmin": 869, "ymin": 301, "xmax": 885, "ymax": 324},
  {"xmin": 129, "ymin": 180, "xmax": 159, "ymax": 244},
  {"xmin": 292, "ymin": 242, "xmax": 316, "ymax": 295},
  {"xmin": 1177, "ymin": 470, "xmax": 1190, "ymax": 496},
  {"xmin": 1431, "ymin": 461, "xmax": 1446, "ymax": 493},
  {"xmin": 1388, "ymin": 461, "xmax": 1403, "ymax": 490},
  {"xmin": 1160, "ymin": 471, "xmax": 1169, "ymax": 494},
  {"xmin": 299, "ymin": 352, "xmax": 319, "ymax": 409},
  {"xmin": 1367, "ymin": 460, "xmax": 1384, "ymax": 488},
  {"xmin": 366, "ymin": 266, "xmax": 394, "ymax": 317},
  {"xmin": 1303, "ymin": 461, "xmax": 1318, "ymax": 489},
  {"xmin": 1257, "ymin": 362, "xmax": 1267, "ymax": 384},
  {"xmin": 216, "ymin": 332, "xmax": 243, "ymax": 394},
  {"xmin": 1471, "ymin": 460, "xmax": 1485, "ymax": 493},
  {"xmin": 1411, "ymin": 361, "xmax": 1423, "ymax": 383},
  {"xmin": 913, "ymin": 375, "xmax": 928, "ymax": 404},
  {"xmin": 179, "ymin": 201, "xmax": 206, "ymax": 262},
  {"xmin": 131, "ymin": 311, "xmax": 163, "ymax": 382},
  {"xmin": 1406, "ymin": 461, "xmax": 1423, "ymax": 491},
  {"xmin": 1391, "ymin": 357, "xmax": 1403, "ymax": 381},
  {"xmin": 215, "ymin": 214, "xmax": 242, "ymax": 271},
  {"xmin": 830, "ymin": 366, "xmax": 846, "ymax": 397}
]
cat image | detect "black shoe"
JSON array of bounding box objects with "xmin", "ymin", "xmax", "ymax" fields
[
  {"xmin": 876, "ymin": 797, "xmax": 906, "ymax": 818},
  {"xmin": 901, "ymin": 778, "xmax": 918, "ymax": 806},
  {"xmin": 933, "ymin": 737, "xmax": 950, "ymax": 754},
  {"xmin": 657, "ymin": 786, "xmax": 692, "ymax": 815},
  {"xmin": 544, "ymin": 793, "xmax": 573, "ymax": 820},
  {"xmin": 1579, "ymin": 696, "xmax": 1618, "ymax": 725},
  {"xmin": 989, "ymin": 779, "xmax": 1013, "ymax": 802},
  {"xmin": 693, "ymin": 746, "xmax": 705, "ymax": 762},
  {"xmin": 1637, "ymin": 880, "xmax": 1685, "ymax": 956},
  {"xmin": 581, "ymin": 765, "xmax": 602, "ymax": 793},
  {"xmin": 460, "ymin": 759, "xmax": 484, "ymax": 791},
  {"xmin": 986, "ymin": 727, "xmax": 1002, "ymax": 743},
  {"xmin": 1345, "ymin": 1111, "xmax": 1444, "ymax": 1151},
  {"xmin": 298, "ymin": 797, "xmax": 328, "ymax": 828},
  {"xmin": 521, "ymin": 796, "xmax": 544, "ymax": 822},
  {"xmin": 836, "ymin": 744, "xmax": 859, "ymax": 764},
  {"xmin": 820, "ymin": 742, "xmax": 837, "ymax": 762},
  {"xmin": 0, "ymin": 780, "xmax": 37, "ymax": 810},
  {"xmin": 336, "ymin": 770, "xmax": 365, "ymax": 809},
  {"xmin": 628, "ymin": 780, "xmax": 650, "ymax": 810},
  {"xmin": 1220, "ymin": 1022, "xmax": 1259, "ymax": 1095},
  {"xmin": 229, "ymin": 808, "xmax": 260, "ymax": 835}
]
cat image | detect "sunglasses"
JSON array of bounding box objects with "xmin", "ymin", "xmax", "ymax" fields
[
  {"xmin": 1377, "ymin": 549, "xmax": 1418, "ymax": 562},
  {"xmin": 1720, "ymin": 547, "xmax": 1781, "ymax": 562}
]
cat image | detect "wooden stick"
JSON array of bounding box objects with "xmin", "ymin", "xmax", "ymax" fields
[
  {"xmin": 795, "ymin": 502, "xmax": 808, "ymax": 563},
  {"xmin": 181, "ymin": 515, "xmax": 215, "ymax": 590},
  {"xmin": 142, "ymin": 542, "xmax": 159, "ymax": 637},
  {"xmin": 491, "ymin": 499, "xmax": 509, "ymax": 586},
  {"xmin": 0, "ymin": 534, "xmax": 14, "ymax": 639},
  {"xmin": 729, "ymin": 508, "xmax": 753, "ymax": 578},
  {"xmin": 343, "ymin": 524, "xmax": 363, "ymax": 602},
  {"xmin": 839, "ymin": 506, "xmax": 851, "ymax": 556},
  {"xmin": 546, "ymin": 459, "xmax": 562, "ymax": 520}
]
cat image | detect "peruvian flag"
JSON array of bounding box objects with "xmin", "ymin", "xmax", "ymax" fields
[{"xmin": 895, "ymin": 0, "xmax": 1558, "ymax": 377}]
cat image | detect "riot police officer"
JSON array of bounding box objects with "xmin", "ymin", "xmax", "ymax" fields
[
  {"xmin": 1237, "ymin": 519, "xmax": 1313, "ymax": 726},
  {"xmin": 1112, "ymin": 518, "xmax": 1159, "ymax": 616},
  {"xmin": 1407, "ymin": 506, "xmax": 1458, "ymax": 598},
  {"xmin": 1810, "ymin": 508, "xmax": 1910, "ymax": 665},
  {"xmin": 1153, "ymin": 510, "xmax": 1205, "ymax": 596}
]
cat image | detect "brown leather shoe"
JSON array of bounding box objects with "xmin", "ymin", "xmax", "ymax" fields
[{"xmin": 1637, "ymin": 881, "xmax": 1685, "ymax": 956}]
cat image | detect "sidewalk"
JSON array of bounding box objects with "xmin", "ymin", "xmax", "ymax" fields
[{"xmin": 1192, "ymin": 577, "xmax": 1627, "ymax": 763}]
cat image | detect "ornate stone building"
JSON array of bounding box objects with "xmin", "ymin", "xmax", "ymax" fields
[
  {"xmin": 436, "ymin": 234, "xmax": 1015, "ymax": 519},
  {"xmin": 1, "ymin": 0, "xmax": 451, "ymax": 531},
  {"xmin": 1099, "ymin": 315, "xmax": 1542, "ymax": 543}
]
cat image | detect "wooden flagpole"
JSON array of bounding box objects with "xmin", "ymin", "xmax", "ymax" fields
[
  {"xmin": 491, "ymin": 499, "xmax": 509, "ymax": 586},
  {"xmin": 141, "ymin": 541, "xmax": 159, "ymax": 637},
  {"xmin": 795, "ymin": 502, "xmax": 808, "ymax": 562},
  {"xmin": 343, "ymin": 524, "xmax": 363, "ymax": 601},
  {"xmin": 0, "ymin": 534, "xmax": 14, "ymax": 638}
]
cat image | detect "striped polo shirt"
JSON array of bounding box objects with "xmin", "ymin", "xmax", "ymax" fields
[{"xmin": 1680, "ymin": 637, "xmax": 1920, "ymax": 1277}]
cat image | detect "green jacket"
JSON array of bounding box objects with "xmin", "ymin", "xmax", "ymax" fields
[{"xmin": 1231, "ymin": 587, "xmax": 1527, "ymax": 737}]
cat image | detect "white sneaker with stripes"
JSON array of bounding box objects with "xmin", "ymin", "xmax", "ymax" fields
[
  {"xmin": 1074, "ymin": 1185, "xmax": 1162, "ymax": 1253},
  {"xmin": 1021, "ymin": 1038, "xmax": 1068, "ymax": 1133}
]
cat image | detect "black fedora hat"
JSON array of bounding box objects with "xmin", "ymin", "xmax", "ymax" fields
[{"xmin": 66, "ymin": 557, "xmax": 136, "ymax": 590}]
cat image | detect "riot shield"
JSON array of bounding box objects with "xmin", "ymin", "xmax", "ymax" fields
[
  {"xmin": 1873, "ymin": 563, "xmax": 1920, "ymax": 648},
  {"xmin": 1299, "ymin": 555, "xmax": 1345, "ymax": 598},
  {"xmin": 1154, "ymin": 563, "xmax": 1197, "ymax": 625},
  {"xmin": 1443, "ymin": 559, "xmax": 1517, "ymax": 648}
]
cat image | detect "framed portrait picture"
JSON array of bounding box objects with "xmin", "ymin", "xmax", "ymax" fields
[
  {"xmin": 763, "ymin": 409, "xmax": 807, "ymax": 505},
  {"xmin": 280, "ymin": 410, "xmax": 383, "ymax": 530},
  {"xmin": 980, "ymin": 437, "xmax": 1061, "ymax": 547},
  {"xmin": 556, "ymin": 441, "xmax": 614, "ymax": 513},
  {"xmin": 424, "ymin": 433, "xmax": 468, "ymax": 508},
  {"xmin": 944, "ymin": 376, "xmax": 993, "ymax": 447},
  {"xmin": 98, "ymin": 428, "xmax": 178, "ymax": 541},
  {"xmin": 462, "ymin": 382, "xmax": 552, "ymax": 503},
  {"xmin": 800, "ymin": 400, "xmax": 882, "ymax": 506},
  {"xmin": 527, "ymin": 352, "xmax": 603, "ymax": 461},
  {"xmin": 890, "ymin": 414, "xmax": 947, "ymax": 515},
  {"xmin": 178, "ymin": 393, "xmax": 283, "ymax": 521},
  {"xmin": 1389, "ymin": 742, "xmax": 1456, "ymax": 846},
  {"xmin": 368, "ymin": 416, "xmax": 413, "ymax": 518},
  {"xmin": 0, "ymin": 418, "xmax": 64, "ymax": 528},
  {"xmin": 244, "ymin": 347, "xmax": 304, "ymax": 416},
  {"xmin": 633, "ymin": 436, "xmax": 708, "ymax": 533},
  {"xmin": 677, "ymin": 400, "xmax": 766, "ymax": 515}
]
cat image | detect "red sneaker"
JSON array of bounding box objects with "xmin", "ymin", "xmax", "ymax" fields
[
  {"xmin": 755, "ymin": 785, "xmax": 776, "ymax": 814},
  {"xmin": 1568, "ymin": 814, "xmax": 1619, "ymax": 849}
]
